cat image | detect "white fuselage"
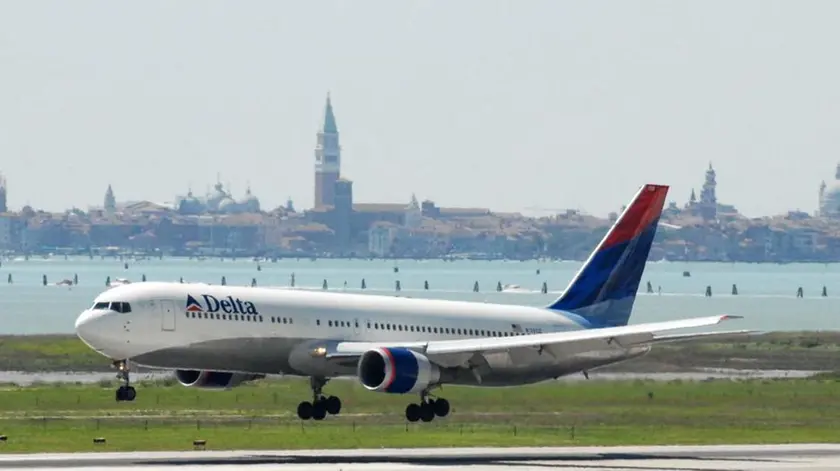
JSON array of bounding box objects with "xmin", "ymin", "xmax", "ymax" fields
[{"xmin": 75, "ymin": 282, "xmax": 648, "ymax": 387}]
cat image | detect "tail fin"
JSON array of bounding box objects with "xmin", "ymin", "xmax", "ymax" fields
[{"xmin": 547, "ymin": 184, "xmax": 669, "ymax": 328}]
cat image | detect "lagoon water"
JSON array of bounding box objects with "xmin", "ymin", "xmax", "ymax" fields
[{"xmin": 0, "ymin": 257, "xmax": 838, "ymax": 335}]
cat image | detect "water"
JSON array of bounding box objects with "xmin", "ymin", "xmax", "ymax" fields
[{"xmin": 0, "ymin": 257, "xmax": 838, "ymax": 334}]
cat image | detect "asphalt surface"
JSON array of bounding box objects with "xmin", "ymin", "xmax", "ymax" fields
[{"xmin": 2, "ymin": 444, "xmax": 840, "ymax": 470}]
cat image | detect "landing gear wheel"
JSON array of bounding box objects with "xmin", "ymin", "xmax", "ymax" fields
[
  {"xmin": 325, "ymin": 395, "xmax": 342, "ymax": 415},
  {"xmin": 311, "ymin": 401, "xmax": 327, "ymax": 421},
  {"xmin": 419, "ymin": 402, "xmax": 435, "ymax": 422},
  {"xmin": 298, "ymin": 377, "xmax": 342, "ymax": 419},
  {"xmin": 297, "ymin": 401, "xmax": 313, "ymax": 420},
  {"xmin": 405, "ymin": 403, "xmax": 421, "ymax": 422},
  {"xmin": 433, "ymin": 398, "xmax": 450, "ymax": 417},
  {"xmin": 115, "ymin": 385, "xmax": 136, "ymax": 402},
  {"xmin": 113, "ymin": 360, "xmax": 136, "ymax": 402}
]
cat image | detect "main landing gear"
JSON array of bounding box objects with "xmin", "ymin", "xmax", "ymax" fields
[
  {"xmin": 297, "ymin": 377, "xmax": 342, "ymax": 421},
  {"xmin": 113, "ymin": 360, "xmax": 136, "ymax": 402},
  {"xmin": 405, "ymin": 391, "xmax": 449, "ymax": 423}
]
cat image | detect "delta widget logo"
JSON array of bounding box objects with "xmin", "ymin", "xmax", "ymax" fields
[{"xmin": 185, "ymin": 294, "xmax": 259, "ymax": 315}]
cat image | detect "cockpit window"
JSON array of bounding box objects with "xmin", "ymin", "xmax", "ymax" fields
[
  {"xmin": 111, "ymin": 302, "xmax": 132, "ymax": 313},
  {"xmin": 91, "ymin": 301, "xmax": 131, "ymax": 312}
]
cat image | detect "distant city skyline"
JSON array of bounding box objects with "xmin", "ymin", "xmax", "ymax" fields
[{"xmin": 3, "ymin": 1, "xmax": 840, "ymax": 217}]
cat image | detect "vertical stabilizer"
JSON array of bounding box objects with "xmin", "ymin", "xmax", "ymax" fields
[{"xmin": 547, "ymin": 184, "xmax": 669, "ymax": 328}]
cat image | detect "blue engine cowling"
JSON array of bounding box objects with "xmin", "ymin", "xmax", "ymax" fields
[
  {"xmin": 174, "ymin": 369, "xmax": 264, "ymax": 390},
  {"xmin": 357, "ymin": 348, "xmax": 441, "ymax": 394}
]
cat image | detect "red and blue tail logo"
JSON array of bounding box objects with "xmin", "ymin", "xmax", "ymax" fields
[
  {"xmin": 547, "ymin": 184, "xmax": 669, "ymax": 328},
  {"xmin": 185, "ymin": 294, "xmax": 203, "ymax": 312}
]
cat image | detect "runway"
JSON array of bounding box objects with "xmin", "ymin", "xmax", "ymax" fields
[{"xmin": 2, "ymin": 445, "xmax": 840, "ymax": 470}]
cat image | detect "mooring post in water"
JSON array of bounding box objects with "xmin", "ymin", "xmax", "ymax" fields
[
  {"xmin": 221, "ymin": 276, "xmax": 227, "ymax": 286},
  {"xmin": 7, "ymin": 273, "xmax": 12, "ymax": 284},
  {"xmin": 704, "ymin": 285, "xmax": 712, "ymax": 297},
  {"xmin": 179, "ymin": 277, "xmax": 183, "ymax": 283},
  {"xmin": 322, "ymin": 279, "xmax": 328, "ymax": 290},
  {"xmin": 424, "ymin": 280, "xmax": 429, "ymax": 290},
  {"xmin": 473, "ymin": 281, "xmax": 479, "ymax": 292},
  {"xmin": 73, "ymin": 273, "xmax": 78, "ymax": 285},
  {"xmin": 124, "ymin": 262, "xmax": 128, "ymax": 270},
  {"xmin": 141, "ymin": 274, "xmax": 146, "ymax": 282},
  {"xmin": 42, "ymin": 274, "xmax": 47, "ymax": 286},
  {"xmin": 395, "ymin": 280, "xmax": 401, "ymax": 292},
  {"xmin": 797, "ymin": 286, "xmax": 804, "ymax": 298},
  {"xmin": 541, "ymin": 282, "xmax": 548, "ymax": 294},
  {"xmin": 290, "ymin": 273, "xmax": 296, "ymax": 288},
  {"xmin": 646, "ymin": 281, "xmax": 653, "ymax": 293},
  {"xmin": 361, "ymin": 278, "xmax": 366, "ymax": 290},
  {"xmin": 257, "ymin": 264, "xmax": 261, "ymax": 272},
  {"xmin": 105, "ymin": 276, "xmax": 110, "ymax": 286},
  {"xmin": 823, "ymin": 285, "xmax": 828, "ymax": 297},
  {"xmin": 251, "ymin": 278, "xmax": 257, "ymax": 287},
  {"xmin": 496, "ymin": 281, "xmax": 502, "ymax": 292},
  {"xmin": 731, "ymin": 284, "xmax": 738, "ymax": 295}
]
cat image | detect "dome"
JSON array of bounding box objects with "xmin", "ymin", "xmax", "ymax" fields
[
  {"xmin": 218, "ymin": 197, "xmax": 237, "ymax": 211},
  {"xmin": 206, "ymin": 182, "xmax": 229, "ymax": 209},
  {"xmin": 237, "ymin": 187, "xmax": 260, "ymax": 212},
  {"xmin": 819, "ymin": 163, "xmax": 840, "ymax": 218}
]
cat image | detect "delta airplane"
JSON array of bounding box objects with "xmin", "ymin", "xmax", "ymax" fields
[{"xmin": 74, "ymin": 184, "xmax": 748, "ymax": 423}]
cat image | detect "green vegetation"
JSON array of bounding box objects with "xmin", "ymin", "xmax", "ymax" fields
[
  {"xmin": 0, "ymin": 335, "xmax": 104, "ymax": 372},
  {"xmin": 1, "ymin": 377, "xmax": 840, "ymax": 452},
  {"xmin": 3, "ymin": 331, "xmax": 840, "ymax": 374}
]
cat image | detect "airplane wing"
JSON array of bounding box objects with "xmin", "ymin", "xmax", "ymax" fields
[{"xmin": 326, "ymin": 315, "xmax": 746, "ymax": 368}]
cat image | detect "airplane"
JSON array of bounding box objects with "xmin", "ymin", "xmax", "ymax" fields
[{"xmin": 74, "ymin": 183, "xmax": 749, "ymax": 423}]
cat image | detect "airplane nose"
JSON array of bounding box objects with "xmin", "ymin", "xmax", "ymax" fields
[
  {"xmin": 75, "ymin": 309, "xmax": 105, "ymax": 348},
  {"xmin": 75, "ymin": 310, "xmax": 94, "ymax": 338}
]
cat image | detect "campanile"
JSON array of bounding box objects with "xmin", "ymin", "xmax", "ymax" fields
[{"xmin": 314, "ymin": 94, "xmax": 341, "ymax": 208}]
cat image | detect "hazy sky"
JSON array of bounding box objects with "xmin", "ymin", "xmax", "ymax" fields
[{"xmin": 2, "ymin": 1, "xmax": 839, "ymax": 217}]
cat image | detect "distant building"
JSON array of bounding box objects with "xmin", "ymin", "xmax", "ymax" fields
[
  {"xmin": 104, "ymin": 184, "xmax": 116, "ymax": 215},
  {"xmin": 368, "ymin": 222, "xmax": 397, "ymax": 256},
  {"xmin": 818, "ymin": 163, "xmax": 840, "ymax": 219},
  {"xmin": 175, "ymin": 181, "xmax": 261, "ymax": 215},
  {"xmin": 684, "ymin": 163, "xmax": 738, "ymax": 221},
  {"xmin": 405, "ymin": 194, "xmax": 422, "ymax": 228},
  {"xmin": 314, "ymin": 94, "xmax": 341, "ymax": 208},
  {"xmin": 0, "ymin": 172, "xmax": 7, "ymax": 213}
]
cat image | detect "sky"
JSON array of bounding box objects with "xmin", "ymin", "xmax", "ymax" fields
[{"xmin": 1, "ymin": 0, "xmax": 840, "ymax": 218}]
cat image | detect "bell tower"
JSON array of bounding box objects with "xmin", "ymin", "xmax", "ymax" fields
[{"xmin": 314, "ymin": 93, "xmax": 341, "ymax": 208}]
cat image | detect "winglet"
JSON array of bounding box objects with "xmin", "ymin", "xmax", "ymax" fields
[{"xmin": 547, "ymin": 184, "xmax": 669, "ymax": 328}]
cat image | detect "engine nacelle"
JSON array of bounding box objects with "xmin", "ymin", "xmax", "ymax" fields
[
  {"xmin": 174, "ymin": 369, "xmax": 264, "ymax": 390},
  {"xmin": 357, "ymin": 348, "xmax": 440, "ymax": 394}
]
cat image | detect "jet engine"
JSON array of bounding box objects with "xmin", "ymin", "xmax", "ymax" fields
[
  {"xmin": 357, "ymin": 347, "xmax": 440, "ymax": 394},
  {"xmin": 174, "ymin": 369, "xmax": 264, "ymax": 390}
]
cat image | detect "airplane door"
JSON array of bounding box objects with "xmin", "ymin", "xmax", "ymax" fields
[{"xmin": 160, "ymin": 300, "xmax": 176, "ymax": 332}]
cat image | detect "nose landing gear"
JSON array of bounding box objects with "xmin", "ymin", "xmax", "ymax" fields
[
  {"xmin": 113, "ymin": 360, "xmax": 136, "ymax": 402},
  {"xmin": 297, "ymin": 377, "xmax": 342, "ymax": 421}
]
